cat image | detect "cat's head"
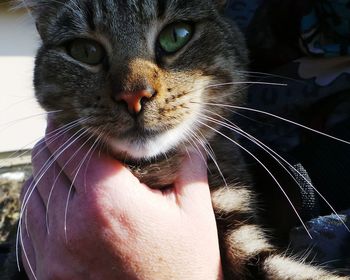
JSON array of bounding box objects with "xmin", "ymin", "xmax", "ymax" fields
[{"xmin": 23, "ymin": 0, "xmax": 248, "ymax": 160}]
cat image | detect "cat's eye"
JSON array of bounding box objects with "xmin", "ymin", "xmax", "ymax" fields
[
  {"xmin": 158, "ymin": 22, "xmax": 193, "ymax": 54},
  {"xmin": 67, "ymin": 38, "xmax": 105, "ymax": 65}
]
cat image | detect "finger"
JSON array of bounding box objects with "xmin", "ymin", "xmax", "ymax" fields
[
  {"xmin": 19, "ymin": 196, "xmax": 37, "ymax": 280},
  {"xmin": 21, "ymin": 230, "xmax": 37, "ymax": 280},
  {"xmin": 28, "ymin": 143, "xmax": 73, "ymax": 239},
  {"xmin": 19, "ymin": 180, "xmax": 37, "ymax": 280},
  {"xmin": 174, "ymin": 151, "xmax": 212, "ymax": 211},
  {"xmin": 45, "ymin": 123, "xmax": 140, "ymax": 195},
  {"xmin": 20, "ymin": 178, "xmax": 47, "ymax": 254}
]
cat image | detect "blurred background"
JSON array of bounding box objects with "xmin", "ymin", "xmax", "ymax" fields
[
  {"xmin": 0, "ymin": 2, "xmax": 44, "ymax": 165},
  {"xmin": 0, "ymin": 2, "xmax": 43, "ymax": 242}
]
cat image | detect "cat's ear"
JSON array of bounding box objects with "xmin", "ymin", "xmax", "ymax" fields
[
  {"xmin": 16, "ymin": 0, "xmax": 58, "ymax": 38},
  {"xmin": 15, "ymin": 0, "xmax": 51, "ymax": 16}
]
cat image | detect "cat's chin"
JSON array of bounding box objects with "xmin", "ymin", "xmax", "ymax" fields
[
  {"xmin": 108, "ymin": 119, "xmax": 198, "ymax": 160},
  {"xmin": 109, "ymin": 138, "xmax": 172, "ymax": 160}
]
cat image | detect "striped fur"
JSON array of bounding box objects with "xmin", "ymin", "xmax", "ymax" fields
[{"xmin": 5, "ymin": 0, "xmax": 349, "ymax": 279}]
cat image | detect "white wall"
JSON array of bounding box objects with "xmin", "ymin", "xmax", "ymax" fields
[{"xmin": 0, "ymin": 7, "xmax": 46, "ymax": 153}]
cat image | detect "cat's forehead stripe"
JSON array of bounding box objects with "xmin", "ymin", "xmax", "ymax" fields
[
  {"xmin": 52, "ymin": 0, "xmax": 209, "ymax": 28},
  {"xmin": 156, "ymin": 0, "xmax": 167, "ymax": 18},
  {"xmin": 84, "ymin": 2, "xmax": 96, "ymax": 31}
]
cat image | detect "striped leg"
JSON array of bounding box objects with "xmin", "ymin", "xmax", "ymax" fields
[{"xmin": 211, "ymin": 186, "xmax": 348, "ymax": 280}]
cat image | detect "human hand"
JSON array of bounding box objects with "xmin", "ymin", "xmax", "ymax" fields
[{"xmin": 20, "ymin": 124, "xmax": 223, "ymax": 280}]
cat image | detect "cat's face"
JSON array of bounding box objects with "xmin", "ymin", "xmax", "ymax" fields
[{"xmin": 28, "ymin": 0, "xmax": 247, "ymax": 160}]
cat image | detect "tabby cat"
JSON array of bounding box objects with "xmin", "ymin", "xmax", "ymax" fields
[{"xmin": 6, "ymin": 0, "xmax": 349, "ymax": 279}]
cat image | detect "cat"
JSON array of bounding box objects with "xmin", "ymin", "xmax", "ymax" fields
[{"xmin": 3, "ymin": 0, "xmax": 349, "ymax": 279}]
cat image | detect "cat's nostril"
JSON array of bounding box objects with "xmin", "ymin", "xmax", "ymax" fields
[{"xmin": 115, "ymin": 89, "xmax": 155, "ymax": 115}]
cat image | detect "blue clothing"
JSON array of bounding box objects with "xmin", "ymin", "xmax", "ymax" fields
[{"xmin": 226, "ymin": 0, "xmax": 350, "ymax": 271}]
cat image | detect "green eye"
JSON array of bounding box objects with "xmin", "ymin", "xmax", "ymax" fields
[
  {"xmin": 158, "ymin": 22, "xmax": 193, "ymax": 54},
  {"xmin": 68, "ymin": 38, "xmax": 105, "ymax": 65}
]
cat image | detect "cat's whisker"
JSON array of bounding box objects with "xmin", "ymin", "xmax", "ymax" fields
[
  {"xmin": 184, "ymin": 128, "xmax": 215, "ymax": 171},
  {"xmin": 63, "ymin": 132, "xmax": 100, "ymax": 243},
  {"xmin": 0, "ymin": 96, "xmax": 36, "ymax": 114},
  {"xmin": 235, "ymin": 70, "xmax": 306, "ymax": 85},
  {"xmin": 20, "ymin": 127, "xmax": 89, "ymax": 214},
  {"xmin": 16, "ymin": 124, "xmax": 84, "ymax": 279},
  {"xmin": 319, "ymin": 259, "xmax": 344, "ymax": 267},
  {"xmin": 19, "ymin": 118, "xmax": 91, "ymax": 206},
  {"xmin": 182, "ymin": 128, "xmax": 207, "ymax": 164},
  {"xmin": 45, "ymin": 125, "xmax": 96, "ymax": 234},
  {"xmin": 96, "ymin": 130, "xmax": 107, "ymax": 158},
  {"xmin": 199, "ymin": 109, "xmax": 312, "ymax": 192},
  {"xmin": 0, "ymin": 110, "xmax": 62, "ymax": 128},
  {"xmin": 18, "ymin": 127, "xmax": 88, "ymax": 237},
  {"xmin": 46, "ymin": 125, "xmax": 104, "ymax": 232},
  {"xmin": 197, "ymin": 119, "xmax": 313, "ymax": 239},
  {"xmin": 18, "ymin": 230, "xmax": 37, "ymax": 280},
  {"xmin": 196, "ymin": 129, "xmax": 219, "ymax": 168},
  {"xmin": 204, "ymin": 81, "xmax": 288, "ymax": 89},
  {"xmin": 186, "ymin": 81, "xmax": 288, "ymax": 95},
  {"xmin": 200, "ymin": 113, "xmax": 308, "ymax": 191},
  {"xmin": 0, "ymin": 118, "xmax": 89, "ymax": 170},
  {"xmin": 195, "ymin": 101, "xmax": 350, "ymax": 146},
  {"xmin": 0, "ymin": 110, "xmax": 62, "ymax": 135},
  {"xmin": 200, "ymin": 111, "xmax": 350, "ymax": 232},
  {"xmin": 186, "ymin": 130, "xmax": 211, "ymax": 169},
  {"xmin": 233, "ymin": 132, "xmax": 350, "ymax": 232},
  {"xmin": 184, "ymin": 146, "xmax": 192, "ymax": 164},
  {"xmin": 83, "ymin": 128, "xmax": 106, "ymax": 193},
  {"xmin": 200, "ymin": 112, "xmax": 306, "ymax": 192},
  {"xmin": 43, "ymin": 117, "xmax": 92, "ymax": 151},
  {"xmin": 189, "ymin": 127, "xmax": 228, "ymax": 187},
  {"xmin": 16, "ymin": 128, "xmax": 89, "ymax": 272}
]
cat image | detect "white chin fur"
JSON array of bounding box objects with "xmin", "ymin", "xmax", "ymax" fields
[{"xmin": 109, "ymin": 116, "xmax": 197, "ymax": 159}]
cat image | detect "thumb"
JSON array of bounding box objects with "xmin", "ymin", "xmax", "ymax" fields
[{"xmin": 174, "ymin": 151, "xmax": 212, "ymax": 211}]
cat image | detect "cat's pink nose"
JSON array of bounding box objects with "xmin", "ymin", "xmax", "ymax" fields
[{"xmin": 116, "ymin": 90, "xmax": 154, "ymax": 115}]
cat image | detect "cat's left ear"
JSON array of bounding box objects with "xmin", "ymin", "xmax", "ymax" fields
[
  {"xmin": 16, "ymin": 0, "xmax": 60, "ymax": 38},
  {"xmin": 15, "ymin": 0, "xmax": 54, "ymax": 17}
]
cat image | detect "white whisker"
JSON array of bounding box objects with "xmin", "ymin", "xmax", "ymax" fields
[
  {"xmin": 182, "ymin": 128, "xmax": 207, "ymax": 164},
  {"xmin": 204, "ymin": 81, "xmax": 288, "ymax": 89},
  {"xmin": 6, "ymin": 118, "xmax": 90, "ymax": 171},
  {"xmin": 186, "ymin": 81, "xmax": 288, "ymax": 95},
  {"xmin": 45, "ymin": 127, "xmax": 95, "ymax": 234},
  {"xmin": 83, "ymin": 128, "xmax": 106, "ymax": 193},
  {"xmin": 17, "ymin": 127, "xmax": 89, "ymax": 273},
  {"xmin": 63, "ymin": 133, "xmax": 101, "ymax": 242},
  {"xmin": 195, "ymin": 102, "xmax": 350, "ymax": 146},
  {"xmin": 200, "ymin": 111, "xmax": 350, "ymax": 232},
  {"xmin": 236, "ymin": 70, "xmax": 306, "ymax": 84},
  {"xmin": 197, "ymin": 119, "xmax": 313, "ymax": 239},
  {"xmin": 0, "ymin": 96, "xmax": 36, "ymax": 114},
  {"xmin": 0, "ymin": 110, "xmax": 62, "ymax": 131},
  {"xmin": 191, "ymin": 127, "xmax": 228, "ymax": 187}
]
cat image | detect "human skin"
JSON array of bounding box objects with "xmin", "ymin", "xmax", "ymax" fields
[{"xmin": 20, "ymin": 124, "xmax": 223, "ymax": 280}]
